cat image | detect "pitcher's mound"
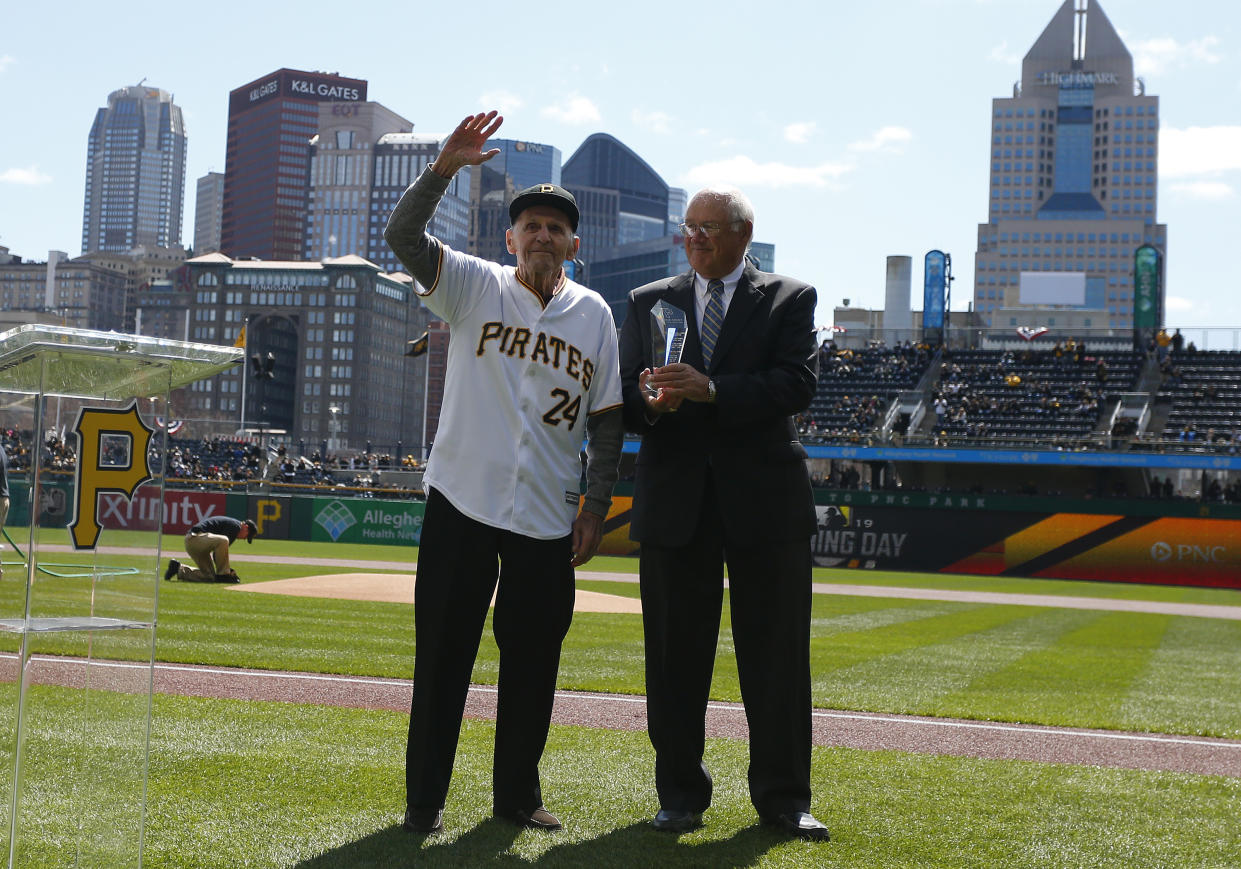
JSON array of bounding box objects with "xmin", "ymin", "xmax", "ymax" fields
[{"xmin": 230, "ymin": 573, "xmax": 642, "ymax": 614}]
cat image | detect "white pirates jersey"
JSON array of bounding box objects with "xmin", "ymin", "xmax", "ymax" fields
[{"xmin": 417, "ymin": 245, "xmax": 623, "ymax": 539}]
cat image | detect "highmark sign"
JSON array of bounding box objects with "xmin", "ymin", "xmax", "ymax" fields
[
  {"xmin": 311, "ymin": 498, "xmax": 424, "ymax": 544},
  {"xmin": 1036, "ymin": 71, "xmax": 1120, "ymax": 87}
]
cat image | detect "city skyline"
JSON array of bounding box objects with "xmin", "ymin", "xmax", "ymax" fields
[{"xmin": 1, "ymin": 0, "xmax": 1238, "ymax": 333}]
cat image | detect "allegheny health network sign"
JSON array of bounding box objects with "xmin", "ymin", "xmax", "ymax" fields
[{"xmin": 310, "ymin": 497, "xmax": 424, "ymax": 544}]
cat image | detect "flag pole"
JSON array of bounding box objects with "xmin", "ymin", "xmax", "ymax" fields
[
  {"xmin": 238, "ymin": 317, "xmax": 248, "ymax": 436},
  {"xmin": 422, "ymin": 345, "xmax": 430, "ymax": 461}
]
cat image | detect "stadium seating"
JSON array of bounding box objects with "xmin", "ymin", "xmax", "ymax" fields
[
  {"xmin": 800, "ymin": 342, "xmax": 933, "ymax": 439},
  {"xmin": 1154, "ymin": 350, "xmax": 1241, "ymax": 450},
  {"xmin": 800, "ymin": 342, "xmax": 1146, "ymax": 449}
]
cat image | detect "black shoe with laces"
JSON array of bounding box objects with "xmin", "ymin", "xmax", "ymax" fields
[
  {"xmin": 403, "ymin": 807, "xmax": 444, "ymax": 833},
  {"xmin": 494, "ymin": 805, "xmax": 562, "ymax": 831}
]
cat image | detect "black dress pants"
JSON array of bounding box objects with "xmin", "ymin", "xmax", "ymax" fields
[
  {"xmin": 639, "ymin": 480, "xmax": 813, "ymax": 817},
  {"xmin": 405, "ymin": 488, "xmax": 575, "ymax": 813}
]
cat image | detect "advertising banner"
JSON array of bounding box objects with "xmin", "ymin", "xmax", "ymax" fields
[
  {"xmin": 310, "ymin": 497, "xmax": 424, "ymax": 545},
  {"xmin": 813, "ymin": 505, "xmax": 1241, "ymax": 588},
  {"xmin": 923, "ymin": 250, "xmax": 947, "ymax": 332},
  {"xmin": 1133, "ymin": 244, "xmax": 1161, "ymax": 332},
  {"xmin": 5, "ymin": 479, "xmax": 73, "ymax": 528},
  {"xmin": 96, "ymin": 487, "xmax": 228, "ymax": 534}
]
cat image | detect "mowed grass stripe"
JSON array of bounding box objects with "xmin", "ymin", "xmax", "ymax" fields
[
  {"xmin": 1117, "ymin": 617, "xmax": 1241, "ymax": 739},
  {"xmin": 810, "ymin": 599, "xmax": 967, "ymax": 635},
  {"xmin": 810, "ymin": 601, "xmax": 1033, "ymax": 677},
  {"xmin": 815, "ymin": 607, "xmax": 1098, "ymax": 718},
  {"xmin": 955, "ymin": 611, "xmax": 1172, "ymax": 730}
]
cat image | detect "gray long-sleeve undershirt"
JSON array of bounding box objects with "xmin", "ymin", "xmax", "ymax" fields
[{"xmin": 383, "ymin": 168, "xmax": 623, "ymax": 520}]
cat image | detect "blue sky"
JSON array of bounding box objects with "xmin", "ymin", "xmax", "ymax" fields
[{"xmin": 1, "ymin": 0, "xmax": 1238, "ymax": 335}]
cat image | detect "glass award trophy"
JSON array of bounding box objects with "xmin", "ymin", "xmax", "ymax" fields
[{"xmin": 642, "ymin": 300, "xmax": 689, "ymax": 400}]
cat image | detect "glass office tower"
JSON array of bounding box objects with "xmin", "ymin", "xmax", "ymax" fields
[
  {"xmin": 81, "ymin": 85, "xmax": 186, "ymax": 255},
  {"xmin": 973, "ymin": 0, "xmax": 1166, "ymax": 332}
]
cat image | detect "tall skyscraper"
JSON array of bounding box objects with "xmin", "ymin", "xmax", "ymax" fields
[
  {"xmin": 483, "ymin": 138, "xmax": 562, "ymax": 190},
  {"xmin": 220, "ymin": 69, "xmax": 367, "ymax": 261},
  {"xmin": 368, "ymin": 133, "xmax": 472, "ymax": 274},
  {"xmin": 563, "ymin": 133, "xmax": 670, "ymax": 255},
  {"xmin": 305, "ymin": 101, "xmax": 414, "ymax": 261},
  {"xmin": 194, "ymin": 172, "xmax": 224, "ymax": 254},
  {"xmin": 81, "ymin": 85, "xmax": 187, "ymax": 255},
  {"xmin": 561, "ymin": 132, "xmax": 774, "ymax": 322},
  {"xmin": 973, "ymin": 0, "xmax": 1166, "ymax": 332}
]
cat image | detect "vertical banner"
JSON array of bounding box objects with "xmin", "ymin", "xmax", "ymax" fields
[
  {"xmin": 1133, "ymin": 244, "xmax": 1161, "ymax": 348},
  {"xmin": 923, "ymin": 250, "xmax": 947, "ymax": 344}
]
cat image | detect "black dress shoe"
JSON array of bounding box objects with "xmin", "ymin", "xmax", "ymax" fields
[
  {"xmin": 164, "ymin": 560, "xmax": 180, "ymax": 581},
  {"xmin": 495, "ymin": 805, "xmax": 562, "ymax": 831},
  {"xmin": 403, "ymin": 807, "xmax": 444, "ymax": 833},
  {"xmin": 762, "ymin": 811, "xmax": 830, "ymax": 842},
  {"xmin": 652, "ymin": 808, "xmax": 703, "ymax": 833}
]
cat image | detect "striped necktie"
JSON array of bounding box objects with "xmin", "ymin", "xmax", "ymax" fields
[{"xmin": 701, "ymin": 279, "xmax": 725, "ymax": 368}]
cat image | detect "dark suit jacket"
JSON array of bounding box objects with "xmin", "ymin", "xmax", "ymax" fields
[{"xmin": 619, "ymin": 263, "xmax": 819, "ymax": 547}]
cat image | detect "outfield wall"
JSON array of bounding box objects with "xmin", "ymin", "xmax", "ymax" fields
[
  {"xmin": 807, "ymin": 490, "xmax": 1241, "ymax": 589},
  {"xmin": 7, "ymin": 480, "xmax": 1239, "ymax": 589}
]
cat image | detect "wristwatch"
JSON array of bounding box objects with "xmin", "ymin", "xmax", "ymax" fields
[{"xmin": 706, "ymin": 379, "xmax": 717, "ymax": 403}]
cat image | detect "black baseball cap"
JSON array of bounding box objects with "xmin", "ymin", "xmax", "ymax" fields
[
  {"xmin": 509, "ymin": 184, "xmax": 579, "ymax": 232},
  {"xmin": 243, "ymin": 518, "xmax": 258, "ymax": 543}
]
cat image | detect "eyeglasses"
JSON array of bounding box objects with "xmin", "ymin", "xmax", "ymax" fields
[{"xmin": 678, "ymin": 221, "xmax": 740, "ymax": 238}]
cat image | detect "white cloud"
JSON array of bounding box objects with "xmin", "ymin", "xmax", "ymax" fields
[
  {"xmin": 1160, "ymin": 126, "xmax": 1241, "ymax": 178},
  {"xmin": 0, "ymin": 165, "xmax": 51, "ymax": 185},
  {"xmin": 1131, "ymin": 35, "xmax": 1221, "ymax": 77},
  {"xmin": 989, "ymin": 40, "xmax": 1021, "ymax": 66},
  {"xmin": 540, "ymin": 95, "xmax": 601, "ymax": 126},
  {"xmin": 478, "ymin": 90, "xmax": 524, "ymax": 116},
  {"xmin": 783, "ymin": 122, "xmax": 816, "ymax": 145},
  {"xmin": 684, "ymin": 155, "xmax": 853, "ymax": 190},
  {"xmin": 848, "ymin": 126, "xmax": 912, "ymax": 153},
  {"xmin": 631, "ymin": 108, "xmax": 672, "ymax": 134},
  {"xmin": 0, "ymin": 55, "xmax": 15, "ymax": 74},
  {"xmin": 1165, "ymin": 295, "xmax": 1194, "ymax": 313},
  {"xmin": 1168, "ymin": 181, "xmax": 1234, "ymax": 200}
]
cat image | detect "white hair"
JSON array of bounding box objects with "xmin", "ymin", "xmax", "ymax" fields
[{"xmin": 690, "ymin": 185, "xmax": 755, "ymax": 226}]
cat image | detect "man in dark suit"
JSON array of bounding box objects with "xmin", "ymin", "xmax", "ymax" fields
[{"xmin": 618, "ymin": 186, "xmax": 827, "ymax": 841}]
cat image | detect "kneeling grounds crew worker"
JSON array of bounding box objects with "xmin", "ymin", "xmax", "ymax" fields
[{"xmin": 165, "ymin": 516, "xmax": 257, "ymax": 583}]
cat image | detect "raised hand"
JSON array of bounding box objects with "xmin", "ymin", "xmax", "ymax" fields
[{"xmin": 431, "ymin": 111, "xmax": 504, "ymax": 178}]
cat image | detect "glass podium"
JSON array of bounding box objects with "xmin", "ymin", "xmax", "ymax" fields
[{"xmin": 0, "ymin": 326, "xmax": 241, "ymax": 867}]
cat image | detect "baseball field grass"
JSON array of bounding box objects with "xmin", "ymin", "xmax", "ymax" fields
[{"xmin": 2, "ymin": 530, "xmax": 1240, "ymax": 866}]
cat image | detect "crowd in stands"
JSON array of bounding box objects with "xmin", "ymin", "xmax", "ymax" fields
[
  {"xmin": 0, "ymin": 430, "xmax": 426, "ymax": 495},
  {"xmin": 1148, "ymin": 343, "xmax": 1241, "ymax": 449},
  {"xmin": 930, "ymin": 343, "xmax": 1124, "ymax": 445},
  {"xmin": 797, "ymin": 340, "xmax": 933, "ymax": 440},
  {"xmin": 790, "ymin": 337, "xmax": 1241, "ymax": 453}
]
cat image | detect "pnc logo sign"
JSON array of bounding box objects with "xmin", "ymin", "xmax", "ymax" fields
[{"xmin": 1150, "ymin": 541, "xmax": 1227, "ymax": 564}]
